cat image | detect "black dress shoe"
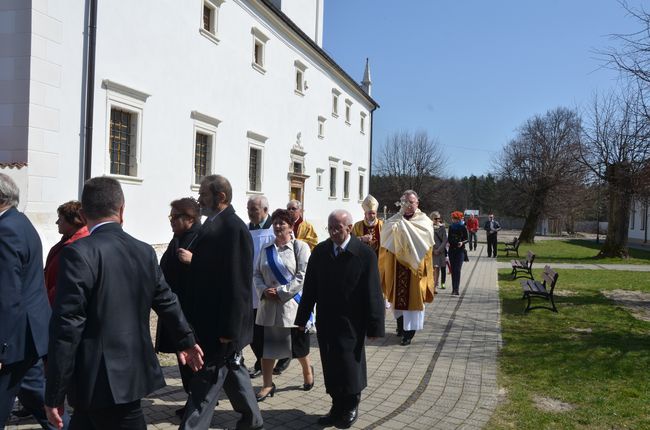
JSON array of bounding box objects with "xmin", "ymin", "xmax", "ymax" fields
[
  {"xmin": 249, "ymin": 368, "xmax": 262, "ymax": 379},
  {"xmin": 273, "ymin": 358, "xmax": 291, "ymax": 375},
  {"xmin": 303, "ymin": 365, "xmax": 315, "ymax": 391},
  {"xmin": 317, "ymin": 408, "xmax": 339, "ymax": 426},
  {"xmin": 335, "ymin": 406, "xmax": 358, "ymax": 429},
  {"xmin": 256, "ymin": 383, "xmax": 276, "ymax": 402},
  {"xmin": 175, "ymin": 406, "xmax": 186, "ymax": 417},
  {"xmin": 400, "ymin": 338, "xmax": 411, "ymax": 346}
]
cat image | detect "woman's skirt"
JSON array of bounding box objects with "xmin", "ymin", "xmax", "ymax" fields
[{"xmin": 262, "ymin": 326, "xmax": 310, "ymax": 359}]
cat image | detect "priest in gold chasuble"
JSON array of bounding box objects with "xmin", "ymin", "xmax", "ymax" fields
[
  {"xmin": 352, "ymin": 195, "xmax": 383, "ymax": 256},
  {"xmin": 379, "ymin": 190, "xmax": 435, "ymax": 346}
]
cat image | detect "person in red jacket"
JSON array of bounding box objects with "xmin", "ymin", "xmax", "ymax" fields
[
  {"xmin": 465, "ymin": 213, "xmax": 479, "ymax": 251},
  {"xmin": 44, "ymin": 201, "xmax": 89, "ymax": 304}
]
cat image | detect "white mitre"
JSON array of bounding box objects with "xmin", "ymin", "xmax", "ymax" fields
[{"xmin": 361, "ymin": 194, "xmax": 379, "ymax": 212}]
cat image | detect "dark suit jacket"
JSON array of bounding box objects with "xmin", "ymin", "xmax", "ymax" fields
[
  {"xmin": 187, "ymin": 205, "xmax": 254, "ymax": 358},
  {"xmin": 295, "ymin": 235, "xmax": 385, "ymax": 395},
  {"xmin": 248, "ymin": 216, "xmax": 272, "ymax": 231},
  {"xmin": 45, "ymin": 223, "xmax": 196, "ymax": 410},
  {"xmin": 0, "ymin": 207, "xmax": 51, "ymax": 365}
]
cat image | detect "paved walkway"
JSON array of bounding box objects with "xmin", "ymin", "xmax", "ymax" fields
[{"xmin": 7, "ymin": 246, "xmax": 501, "ymax": 430}]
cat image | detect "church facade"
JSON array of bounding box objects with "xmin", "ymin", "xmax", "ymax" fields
[{"xmin": 0, "ymin": 0, "xmax": 378, "ymax": 248}]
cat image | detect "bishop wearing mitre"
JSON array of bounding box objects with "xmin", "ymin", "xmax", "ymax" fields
[{"xmin": 352, "ymin": 194, "xmax": 383, "ymax": 256}]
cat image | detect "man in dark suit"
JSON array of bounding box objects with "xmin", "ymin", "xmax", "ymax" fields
[
  {"xmin": 246, "ymin": 195, "xmax": 274, "ymax": 379},
  {"xmin": 483, "ymin": 213, "xmax": 502, "ymax": 258},
  {"xmin": 44, "ymin": 177, "xmax": 204, "ymax": 430},
  {"xmin": 0, "ymin": 173, "xmax": 68, "ymax": 430},
  {"xmin": 179, "ymin": 175, "xmax": 263, "ymax": 430},
  {"xmin": 295, "ymin": 209, "xmax": 385, "ymax": 429}
]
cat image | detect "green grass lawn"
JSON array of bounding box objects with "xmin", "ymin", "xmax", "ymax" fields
[
  {"xmin": 487, "ymin": 269, "xmax": 650, "ymax": 429},
  {"xmin": 496, "ymin": 239, "xmax": 650, "ymax": 265}
]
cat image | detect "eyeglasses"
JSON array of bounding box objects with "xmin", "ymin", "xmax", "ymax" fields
[{"xmin": 168, "ymin": 214, "xmax": 187, "ymax": 221}]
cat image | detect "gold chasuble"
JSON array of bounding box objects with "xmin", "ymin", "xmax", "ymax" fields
[
  {"xmin": 293, "ymin": 218, "xmax": 319, "ymax": 251},
  {"xmin": 352, "ymin": 219, "xmax": 384, "ymax": 255},
  {"xmin": 379, "ymin": 209, "xmax": 435, "ymax": 311}
]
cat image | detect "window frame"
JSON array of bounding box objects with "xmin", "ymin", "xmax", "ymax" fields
[
  {"xmin": 199, "ymin": 0, "xmax": 224, "ymax": 45},
  {"xmin": 344, "ymin": 99, "xmax": 352, "ymax": 125},
  {"xmin": 294, "ymin": 60, "xmax": 307, "ymax": 96},
  {"xmin": 317, "ymin": 116, "xmax": 326, "ymax": 139},
  {"xmin": 251, "ymin": 27, "xmax": 269, "ymax": 74},
  {"xmin": 316, "ymin": 168, "xmax": 324, "ymax": 190},
  {"xmin": 247, "ymin": 131, "xmax": 267, "ymax": 194},
  {"xmin": 358, "ymin": 167, "xmax": 366, "ymax": 202},
  {"xmin": 331, "ymin": 89, "xmax": 340, "ymax": 118},
  {"xmin": 103, "ymin": 80, "xmax": 150, "ymax": 184},
  {"xmin": 328, "ymin": 157, "xmax": 340, "ymax": 199},
  {"xmin": 190, "ymin": 111, "xmax": 220, "ymax": 190},
  {"xmin": 360, "ymin": 112, "xmax": 367, "ymax": 134}
]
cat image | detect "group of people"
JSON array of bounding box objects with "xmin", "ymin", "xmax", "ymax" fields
[{"xmin": 0, "ymin": 169, "xmax": 502, "ymax": 430}]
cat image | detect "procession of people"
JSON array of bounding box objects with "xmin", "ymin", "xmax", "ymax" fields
[{"xmin": 0, "ymin": 171, "xmax": 493, "ymax": 430}]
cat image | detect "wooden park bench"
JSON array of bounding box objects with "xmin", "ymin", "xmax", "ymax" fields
[
  {"xmin": 503, "ymin": 237, "xmax": 521, "ymax": 257},
  {"xmin": 511, "ymin": 250, "xmax": 535, "ymax": 280},
  {"xmin": 521, "ymin": 265, "xmax": 559, "ymax": 313}
]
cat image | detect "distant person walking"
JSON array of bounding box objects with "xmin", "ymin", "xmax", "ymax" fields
[
  {"xmin": 466, "ymin": 213, "xmax": 479, "ymax": 251},
  {"xmin": 447, "ymin": 211, "xmax": 468, "ymax": 296},
  {"xmin": 430, "ymin": 211, "xmax": 447, "ymax": 294},
  {"xmin": 483, "ymin": 213, "xmax": 501, "ymax": 258}
]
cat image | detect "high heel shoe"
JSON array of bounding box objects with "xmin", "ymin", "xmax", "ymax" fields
[
  {"xmin": 303, "ymin": 365, "xmax": 315, "ymax": 391},
  {"xmin": 256, "ymin": 383, "xmax": 276, "ymax": 402}
]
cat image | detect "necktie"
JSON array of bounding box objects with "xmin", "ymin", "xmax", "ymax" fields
[{"xmin": 336, "ymin": 246, "xmax": 343, "ymax": 256}]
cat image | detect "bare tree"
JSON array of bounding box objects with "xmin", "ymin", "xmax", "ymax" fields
[
  {"xmin": 374, "ymin": 131, "xmax": 447, "ymax": 197},
  {"xmin": 579, "ymin": 90, "xmax": 650, "ymax": 257},
  {"xmin": 494, "ymin": 107, "xmax": 584, "ymax": 243}
]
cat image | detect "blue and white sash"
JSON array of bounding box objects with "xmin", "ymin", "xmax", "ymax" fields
[{"xmin": 265, "ymin": 243, "xmax": 314, "ymax": 331}]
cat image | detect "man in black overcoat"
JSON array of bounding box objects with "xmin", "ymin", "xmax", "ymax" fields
[
  {"xmin": 179, "ymin": 175, "xmax": 263, "ymax": 430},
  {"xmin": 0, "ymin": 173, "xmax": 69, "ymax": 429},
  {"xmin": 44, "ymin": 177, "xmax": 203, "ymax": 430},
  {"xmin": 295, "ymin": 209, "xmax": 385, "ymax": 429}
]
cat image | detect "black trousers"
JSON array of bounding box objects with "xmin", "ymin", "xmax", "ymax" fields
[
  {"xmin": 69, "ymin": 400, "xmax": 144, "ymax": 430},
  {"xmin": 487, "ymin": 233, "xmax": 498, "ymax": 257},
  {"xmin": 250, "ymin": 309, "xmax": 264, "ymax": 371},
  {"xmin": 180, "ymin": 356, "xmax": 263, "ymax": 430},
  {"xmin": 1, "ymin": 357, "xmax": 69, "ymax": 430},
  {"xmin": 449, "ymin": 249, "xmax": 464, "ymax": 293},
  {"xmin": 331, "ymin": 393, "xmax": 360, "ymax": 415}
]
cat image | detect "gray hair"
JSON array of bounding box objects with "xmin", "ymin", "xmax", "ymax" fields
[
  {"xmin": 248, "ymin": 195, "xmax": 269, "ymax": 210},
  {"xmin": 0, "ymin": 173, "xmax": 19, "ymax": 208},
  {"xmin": 400, "ymin": 189, "xmax": 419, "ymax": 203},
  {"xmin": 287, "ymin": 199, "xmax": 302, "ymax": 210},
  {"xmin": 328, "ymin": 209, "xmax": 353, "ymax": 226},
  {"xmin": 429, "ymin": 211, "xmax": 440, "ymax": 220},
  {"xmin": 201, "ymin": 174, "xmax": 232, "ymax": 204}
]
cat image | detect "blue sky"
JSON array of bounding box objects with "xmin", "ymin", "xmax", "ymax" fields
[{"xmin": 323, "ymin": 0, "xmax": 646, "ymax": 178}]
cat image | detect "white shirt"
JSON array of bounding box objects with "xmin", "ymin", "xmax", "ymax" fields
[{"xmin": 90, "ymin": 221, "xmax": 117, "ymax": 234}]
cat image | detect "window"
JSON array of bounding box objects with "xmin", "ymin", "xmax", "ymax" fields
[
  {"xmin": 318, "ymin": 116, "xmax": 326, "ymax": 138},
  {"xmin": 358, "ymin": 174, "xmax": 364, "ymax": 201},
  {"xmin": 360, "ymin": 112, "xmax": 367, "ymax": 134},
  {"xmin": 316, "ymin": 168, "xmax": 324, "ymax": 190},
  {"xmin": 331, "ymin": 89, "xmax": 340, "ymax": 117},
  {"xmin": 294, "ymin": 60, "xmax": 307, "ymax": 95},
  {"xmin": 358, "ymin": 167, "xmax": 366, "ymax": 201},
  {"xmin": 194, "ymin": 132, "xmax": 211, "ymax": 184},
  {"xmin": 103, "ymin": 79, "xmax": 149, "ymax": 183},
  {"xmin": 251, "ymin": 27, "xmax": 269, "ymax": 73},
  {"xmin": 292, "ymin": 161, "xmax": 302, "ymax": 174},
  {"xmin": 329, "ymin": 166, "xmax": 337, "ymax": 198},
  {"xmin": 247, "ymin": 131, "xmax": 267, "ymax": 193},
  {"xmin": 345, "ymin": 99, "xmax": 352, "ymax": 124},
  {"xmin": 190, "ymin": 111, "xmax": 219, "ymax": 188},
  {"xmin": 109, "ymin": 108, "xmax": 137, "ymax": 176},
  {"xmin": 343, "ymin": 170, "xmax": 350, "ymax": 200},
  {"xmin": 249, "ymin": 147, "xmax": 262, "ymax": 191},
  {"xmin": 200, "ymin": 0, "xmax": 223, "ymax": 44}
]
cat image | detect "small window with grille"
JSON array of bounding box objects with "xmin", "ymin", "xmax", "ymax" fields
[
  {"xmin": 109, "ymin": 108, "xmax": 137, "ymax": 177},
  {"xmin": 194, "ymin": 132, "xmax": 212, "ymax": 184},
  {"xmin": 249, "ymin": 147, "xmax": 263, "ymax": 192},
  {"xmin": 329, "ymin": 166, "xmax": 337, "ymax": 198}
]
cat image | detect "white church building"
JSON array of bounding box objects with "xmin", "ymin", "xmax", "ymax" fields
[{"xmin": 0, "ymin": 0, "xmax": 378, "ymax": 249}]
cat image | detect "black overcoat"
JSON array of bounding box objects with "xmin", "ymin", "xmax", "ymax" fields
[
  {"xmin": 45, "ymin": 223, "xmax": 195, "ymax": 410},
  {"xmin": 186, "ymin": 205, "xmax": 254, "ymax": 359},
  {"xmin": 156, "ymin": 222, "xmax": 201, "ymax": 353},
  {"xmin": 295, "ymin": 235, "xmax": 385, "ymax": 395}
]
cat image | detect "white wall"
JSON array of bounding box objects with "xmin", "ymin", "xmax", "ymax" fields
[{"xmin": 4, "ymin": 0, "xmax": 373, "ymax": 251}]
